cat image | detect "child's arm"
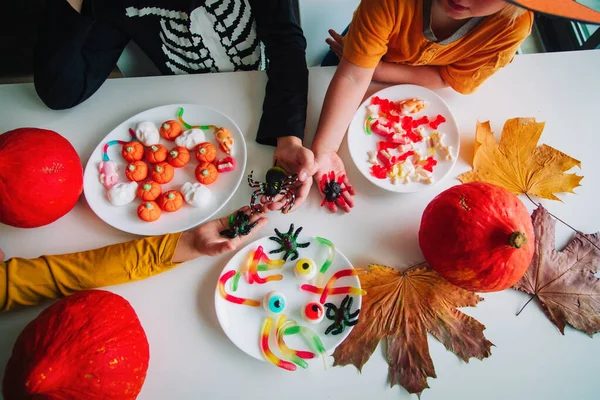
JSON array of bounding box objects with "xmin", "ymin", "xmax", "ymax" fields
[
  {"xmin": 1, "ymin": 208, "xmax": 267, "ymax": 312},
  {"xmin": 372, "ymin": 62, "xmax": 448, "ymax": 89}
]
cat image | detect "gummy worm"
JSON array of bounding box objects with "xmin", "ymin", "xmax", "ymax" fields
[
  {"xmin": 320, "ymin": 269, "xmax": 366, "ymax": 305},
  {"xmin": 301, "ymin": 284, "xmax": 366, "ymax": 297},
  {"xmin": 128, "ymin": 128, "xmax": 138, "ymax": 140},
  {"xmin": 315, "ymin": 237, "xmax": 335, "ymax": 287},
  {"xmin": 249, "ymin": 246, "xmax": 284, "ymax": 284},
  {"xmin": 276, "ymin": 316, "xmax": 315, "ymax": 368},
  {"xmin": 283, "ymin": 325, "xmax": 327, "ymax": 369},
  {"xmin": 364, "ymin": 116, "xmax": 374, "ymax": 135},
  {"xmin": 176, "ymin": 107, "xmax": 218, "ymax": 131},
  {"xmin": 102, "ymin": 140, "xmax": 127, "ymax": 161},
  {"xmin": 218, "ymin": 270, "xmax": 260, "ymax": 307},
  {"xmin": 260, "ymin": 317, "xmax": 296, "ymax": 371}
]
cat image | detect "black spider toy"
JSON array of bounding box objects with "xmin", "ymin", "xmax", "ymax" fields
[
  {"xmin": 219, "ymin": 211, "xmax": 258, "ymax": 239},
  {"xmin": 268, "ymin": 223, "xmax": 310, "ymax": 261},
  {"xmin": 324, "ymin": 295, "xmax": 360, "ymax": 335},
  {"xmin": 247, "ymin": 165, "xmax": 298, "ymax": 214},
  {"xmin": 319, "ymin": 171, "xmax": 351, "ymax": 211}
]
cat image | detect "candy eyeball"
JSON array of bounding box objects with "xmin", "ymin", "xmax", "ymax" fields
[
  {"xmin": 294, "ymin": 258, "xmax": 316, "ymax": 280},
  {"xmin": 302, "ymin": 301, "xmax": 324, "ymax": 324},
  {"xmin": 263, "ymin": 291, "xmax": 286, "ymax": 314}
]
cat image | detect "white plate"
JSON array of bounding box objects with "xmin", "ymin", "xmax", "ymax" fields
[
  {"xmin": 214, "ymin": 228, "xmax": 362, "ymax": 367},
  {"xmin": 347, "ymin": 84, "xmax": 460, "ymax": 193},
  {"xmin": 83, "ymin": 104, "xmax": 247, "ymax": 236}
]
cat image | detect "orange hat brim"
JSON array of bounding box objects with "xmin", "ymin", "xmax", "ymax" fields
[{"xmin": 509, "ymin": 0, "xmax": 600, "ymax": 24}]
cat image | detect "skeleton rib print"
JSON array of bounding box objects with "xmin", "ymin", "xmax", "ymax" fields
[{"xmin": 125, "ymin": 0, "xmax": 265, "ymax": 74}]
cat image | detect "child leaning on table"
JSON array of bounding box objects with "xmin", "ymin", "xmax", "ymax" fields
[
  {"xmin": 0, "ymin": 207, "xmax": 267, "ymax": 313},
  {"xmin": 311, "ymin": 0, "xmax": 533, "ymax": 213}
]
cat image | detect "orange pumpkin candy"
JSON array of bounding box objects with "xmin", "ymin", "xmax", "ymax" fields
[
  {"xmin": 122, "ymin": 141, "xmax": 144, "ymax": 162},
  {"xmin": 160, "ymin": 120, "xmax": 183, "ymax": 141},
  {"xmin": 137, "ymin": 201, "xmax": 161, "ymax": 222},
  {"xmin": 195, "ymin": 142, "xmax": 217, "ymax": 163},
  {"xmin": 145, "ymin": 144, "xmax": 168, "ymax": 164},
  {"xmin": 137, "ymin": 180, "xmax": 162, "ymax": 201},
  {"xmin": 167, "ymin": 146, "xmax": 190, "ymax": 168},
  {"xmin": 158, "ymin": 190, "xmax": 184, "ymax": 212},
  {"xmin": 150, "ymin": 162, "xmax": 174, "ymax": 184},
  {"xmin": 195, "ymin": 161, "xmax": 218, "ymax": 185},
  {"xmin": 125, "ymin": 160, "xmax": 148, "ymax": 182}
]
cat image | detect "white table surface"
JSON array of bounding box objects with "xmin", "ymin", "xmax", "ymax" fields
[{"xmin": 1, "ymin": 50, "xmax": 599, "ymax": 400}]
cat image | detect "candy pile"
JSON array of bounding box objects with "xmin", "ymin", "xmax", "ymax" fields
[
  {"xmin": 99, "ymin": 108, "xmax": 236, "ymax": 222},
  {"xmin": 363, "ymin": 96, "xmax": 453, "ymax": 185}
]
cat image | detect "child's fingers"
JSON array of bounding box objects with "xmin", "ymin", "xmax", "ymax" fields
[
  {"xmin": 328, "ymin": 29, "xmax": 344, "ymax": 43},
  {"xmin": 340, "ymin": 190, "xmax": 354, "ymax": 210}
]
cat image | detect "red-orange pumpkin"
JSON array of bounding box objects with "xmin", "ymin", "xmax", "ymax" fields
[
  {"xmin": 0, "ymin": 128, "xmax": 83, "ymax": 228},
  {"xmin": 2, "ymin": 290, "xmax": 150, "ymax": 400},
  {"xmin": 418, "ymin": 182, "xmax": 535, "ymax": 292}
]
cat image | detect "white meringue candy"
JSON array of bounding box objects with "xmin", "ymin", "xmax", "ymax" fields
[
  {"xmin": 134, "ymin": 121, "xmax": 160, "ymax": 146},
  {"xmin": 175, "ymin": 129, "xmax": 206, "ymax": 149},
  {"xmin": 180, "ymin": 182, "xmax": 212, "ymax": 208},
  {"xmin": 107, "ymin": 181, "xmax": 138, "ymax": 206}
]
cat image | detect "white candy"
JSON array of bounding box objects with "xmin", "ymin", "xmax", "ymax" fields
[
  {"xmin": 175, "ymin": 129, "xmax": 206, "ymax": 149},
  {"xmin": 134, "ymin": 121, "xmax": 160, "ymax": 146},
  {"xmin": 180, "ymin": 182, "xmax": 212, "ymax": 208},
  {"xmin": 107, "ymin": 182, "xmax": 138, "ymax": 206}
]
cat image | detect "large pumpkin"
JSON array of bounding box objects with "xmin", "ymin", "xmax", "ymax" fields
[
  {"xmin": 418, "ymin": 182, "xmax": 534, "ymax": 292},
  {"xmin": 2, "ymin": 290, "xmax": 150, "ymax": 400},
  {"xmin": 0, "ymin": 128, "xmax": 83, "ymax": 228}
]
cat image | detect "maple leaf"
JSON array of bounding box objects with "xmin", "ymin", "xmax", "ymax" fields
[
  {"xmin": 458, "ymin": 118, "xmax": 583, "ymax": 201},
  {"xmin": 513, "ymin": 206, "xmax": 600, "ymax": 336},
  {"xmin": 333, "ymin": 265, "xmax": 493, "ymax": 396}
]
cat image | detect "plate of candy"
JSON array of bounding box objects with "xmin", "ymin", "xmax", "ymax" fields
[
  {"xmin": 83, "ymin": 104, "xmax": 246, "ymax": 236},
  {"xmin": 215, "ymin": 223, "xmax": 364, "ymax": 371},
  {"xmin": 347, "ymin": 84, "xmax": 460, "ymax": 193}
]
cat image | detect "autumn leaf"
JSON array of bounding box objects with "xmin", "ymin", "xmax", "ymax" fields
[
  {"xmin": 458, "ymin": 118, "xmax": 583, "ymax": 201},
  {"xmin": 513, "ymin": 206, "xmax": 600, "ymax": 335},
  {"xmin": 333, "ymin": 265, "xmax": 493, "ymax": 396}
]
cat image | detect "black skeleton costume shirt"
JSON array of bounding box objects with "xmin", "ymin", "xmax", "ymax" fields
[{"xmin": 34, "ymin": 0, "xmax": 308, "ymax": 145}]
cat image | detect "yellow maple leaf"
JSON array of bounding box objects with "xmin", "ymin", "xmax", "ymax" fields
[{"xmin": 458, "ymin": 118, "xmax": 583, "ymax": 201}]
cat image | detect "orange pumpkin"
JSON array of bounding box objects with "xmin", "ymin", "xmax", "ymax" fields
[
  {"xmin": 167, "ymin": 146, "xmax": 190, "ymax": 168},
  {"xmin": 195, "ymin": 161, "xmax": 218, "ymax": 185},
  {"xmin": 150, "ymin": 162, "xmax": 174, "ymax": 184},
  {"xmin": 160, "ymin": 120, "xmax": 183, "ymax": 141},
  {"xmin": 145, "ymin": 144, "xmax": 168, "ymax": 164},
  {"xmin": 137, "ymin": 201, "xmax": 161, "ymax": 222},
  {"xmin": 122, "ymin": 141, "xmax": 144, "ymax": 162},
  {"xmin": 125, "ymin": 161, "xmax": 148, "ymax": 182},
  {"xmin": 194, "ymin": 142, "xmax": 217, "ymax": 163},
  {"xmin": 137, "ymin": 180, "xmax": 162, "ymax": 201},
  {"xmin": 158, "ymin": 190, "xmax": 184, "ymax": 212}
]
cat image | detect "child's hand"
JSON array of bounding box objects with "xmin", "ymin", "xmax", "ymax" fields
[
  {"xmin": 314, "ymin": 151, "xmax": 355, "ymax": 213},
  {"xmin": 263, "ymin": 137, "xmax": 317, "ymax": 213},
  {"xmin": 173, "ymin": 207, "xmax": 268, "ymax": 262},
  {"xmin": 325, "ymin": 29, "xmax": 345, "ymax": 59}
]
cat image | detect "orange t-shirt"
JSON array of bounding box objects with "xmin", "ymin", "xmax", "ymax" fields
[{"xmin": 343, "ymin": 0, "xmax": 534, "ymax": 94}]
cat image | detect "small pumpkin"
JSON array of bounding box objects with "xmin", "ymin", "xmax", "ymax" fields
[
  {"xmin": 158, "ymin": 190, "xmax": 184, "ymax": 212},
  {"xmin": 121, "ymin": 141, "xmax": 144, "ymax": 162},
  {"xmin": 194, "ymin": 142, "xmax": 217, "ymax": 163},
  {"xmin": 418, "ymin": 182, "xmax": 535, "ymax": 293},
  {"xmin": 137, "ymin": 181, "xmax": 162, "ymax": 201},
  {"xmin": 159, "ymin": 120, "xmax": 183, "ymax": 141},
  {"xmin": 0, "ymin": 128, "xmax": 83, "ymax": 228},
  {"xmin": 125, "ymin": 160, "xmax": 148, "ymax": 182},
  {"xmin": 195, "ymin": 161, "xmax": 218, "ymax": 185},
  {"xmin": 167, "ymin": 146, "xmax": 190, "ymax": 168},
  {"xmin": 2, "ymin": 290, "xmax": 149, "ymax": 400},
  {"xmin": 145, "ymin": 144, "xmax": 168, "ymax": 164},
  {"xmin": 137, "ymin": 200, "xmax": 162, "ymax": 222},
  {"xmin": 150, "ymin": 162, "xmax": 174, "ymax": 184}
]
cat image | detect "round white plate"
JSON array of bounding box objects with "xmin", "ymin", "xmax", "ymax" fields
[
  {"xmin": 347, "ymin": 84, "xmax": 460, "ymax": 193},
  {"xmin": 215, "ymin": 228, "xmax": 362, "ymax": 366},
  {"xmin": 83, "ymin": 104, "xmax": 247, "ymax": 236}
]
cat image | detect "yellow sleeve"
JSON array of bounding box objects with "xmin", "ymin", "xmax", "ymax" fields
[
  {"xmin": 440, "ymin": 12, "xmax": 533, "ymax": 94},
  {"xmin": 343, "ymin": 0, "xmax": 397, "ymax": 69},
  {"xmin": 1, "ymin": 232, "xmax": 182, "ymax": 312}
]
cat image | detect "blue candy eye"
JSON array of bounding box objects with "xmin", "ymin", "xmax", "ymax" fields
[{"xmin": 263, "ymin": 291, "xmax": 286, "ymax": 314}]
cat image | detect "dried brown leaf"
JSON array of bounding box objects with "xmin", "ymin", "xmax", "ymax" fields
[
  {"xmin": 333, "ymin": 265, "xmax": 493, "ymax": 396},
  {"xmin": 513, "ymin": 206, "xmax": 600, "ymax": 335}
]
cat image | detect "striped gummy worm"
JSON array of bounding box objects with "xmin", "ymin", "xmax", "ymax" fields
[
  {"xmin": 300, "ymin": 284, "xmax": 366, "ymax": 297},
  {"xmin": 260, "ymin": 317, "xmax": 296, "ymax": 371},
  {"xmin": 319, "ymin": 269, "xmax": 366, "ymax": 305},
  {"xmin": 276, "ymin": 315, "xmax": 315, "ymax": 367},
  {"xmin": 176, "ymin": 107, "xmax": 218, "ymax": 131},
  {"xmin": 315, "ymin": 237, "xmax": 335, "ymax": 287},
  {"xmin": 218, "ymin": 270, "xmax": 260, "ymax": 307},
  {"xmin": 101, "ymin": 140, "xmax": 127, "ymax": 161}
]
